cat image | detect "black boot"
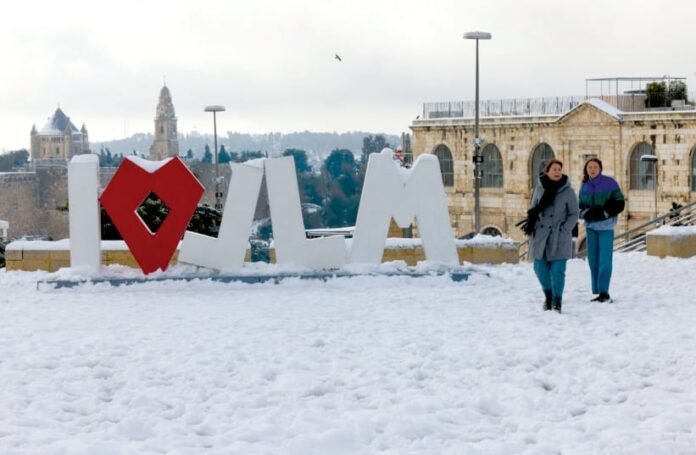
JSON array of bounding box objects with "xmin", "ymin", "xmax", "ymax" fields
[
  {"xmin": 590, "ymin": 294, "xmax": 602, "ymax": 302},
  {"xmin": 552, "ymin": 295, "xmax": 562, "ymax": 313},
  {"xmin": 543, "ymin": 289, "xmax": 552, "ymax": 311},
  {"xmin": 597, "ymin": 292, "xmax": 612, "ymax": 303}
]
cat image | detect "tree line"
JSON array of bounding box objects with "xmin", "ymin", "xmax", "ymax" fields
[
  {"xmin": 274, "ymin": 134, "xmax": 411, "ymax": 231},
  {"xmin": 0, "ymin": 149, "xmax": 29, "ymax": 171}
]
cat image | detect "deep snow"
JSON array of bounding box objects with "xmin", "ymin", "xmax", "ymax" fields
[{"xmin": 1, "ymin": 253, "xmax": 695, "ymax": 454}]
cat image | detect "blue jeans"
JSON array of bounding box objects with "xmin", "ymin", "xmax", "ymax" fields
[
  {"xmin": 585, "ymin": 228, "xmax": 614, "ymax": 294},
  {"xmin": 533, "ymin": 259, "xmax": 567, "ymax": 298}
]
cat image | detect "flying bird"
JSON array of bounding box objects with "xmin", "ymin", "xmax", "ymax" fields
[{"xmin": 335, "ymin": 54, "xmax": 342, "ymax": 62}]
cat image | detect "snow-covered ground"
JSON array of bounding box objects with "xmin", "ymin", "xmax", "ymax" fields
[{"xmin": 1, "ymin": 253, "xmax": 695, "ymax": 454}]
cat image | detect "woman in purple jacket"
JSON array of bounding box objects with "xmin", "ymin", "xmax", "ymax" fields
[{"xmin": 579, "ymin": 158, "xmax": 625, "ymax": 303}]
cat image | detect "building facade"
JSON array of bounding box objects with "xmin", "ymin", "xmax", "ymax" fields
[
  {"xmin": 149, "ymin": 85, "xmax": 179, "ymax": 160},
  {"xmin": 30, "ymin": 108, "xmax": 89, "ymax": 161},
  {"xmin": 411, "ymin": 98, "xmax": 696, "ymax": 248}
]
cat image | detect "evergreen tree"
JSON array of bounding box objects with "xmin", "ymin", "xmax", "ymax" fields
[
  {"xmin": 401, "ymin": 132, "xmax": 413, "ymax": 166},
  {"xmin": 13, "ymin": 149, "xmax": 29, "ymax": 167},
  {"xmin": 299, "ymin": 174, "xmax": 324, "ymax": 207},
  {"xmin": 218, "ymin": 145, "xmax": 231, "ymax": 164},
  {"xmin": 321, "ymin": 149, "xmax": 361, "ymax": 227},
  {"xmin": 646, "ymin": 82, "xmax": 667, "ymax": 107},
  {"xmin": 237, "ymin": 151, "xmax": 265, "ymax": 162},
  {"xmin": 202, "ymin": 144, "xmax": 213, "ymax": 164},
  {"xmin": 282, "ymin": 148, "xmax": 312, "ymax": 174},
  {"xmin": 324, "ymin": 148, "xmax": 358, "ymax": 179},
  {"xmin": 97, "ymin": 147, "xmax": 116, "ymax": 167},
  {"xmin": 361, "ymin": 134, "xmax": 390, "ymax": 166},
  {"xmin": 186, "ymin": 149, "xmax": 194, "ymax": 160},
  {"xmin": 669, "ymin": 80, "xmax": 688, "ymax": 103},
  {"xmin": 0, "ymin": 149, "xmax": 29, "ymax": 171}
]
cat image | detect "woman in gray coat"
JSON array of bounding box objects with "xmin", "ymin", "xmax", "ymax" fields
[{"xmin": 517, "ymin": 159, "xmax": 579, "ymax": 313}]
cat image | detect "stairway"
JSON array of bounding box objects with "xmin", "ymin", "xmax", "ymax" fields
[
  {"xmin": 579, "ymin": 200, "xmax": 696, "ymax": 256},
  {"xmin": 518, "ymin": 200, "xmax": 696, "ymax": 260}
]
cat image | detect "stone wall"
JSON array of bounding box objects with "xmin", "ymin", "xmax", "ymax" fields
[
  {"xmin": 0, "ymin": 173, "xmax": 40, "ymax": 238},
  {"xmin": 646, "ymin": 226, "xmax": 696, "ymax": 258}
]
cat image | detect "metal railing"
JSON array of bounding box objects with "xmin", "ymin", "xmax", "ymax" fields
[
  {"xmin": 579, "ymin": 200, "xmax": 696, "ymax": 256},
  {"xmin": 422, "ymin": 94, "xmax": 694, "ymax": 120},
  {"xmin": 517, "ymin": 200, "xmax": 696, "ymax": 260},
  {"xmin": 423, "ymin": 97, "xmax": 584, "ymax": 119}
]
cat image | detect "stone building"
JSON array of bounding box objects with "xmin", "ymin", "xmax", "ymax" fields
[
  {"xmin": 149, "ymin": 85, "xmax": 179, "ymax": 160},
  {"xmin": 411, "ymin": 95, "xmax": 696, "ymax": 249},
  {"xmin": 30, "ymin": 108, "xmax": 89, "ymax": 161}
]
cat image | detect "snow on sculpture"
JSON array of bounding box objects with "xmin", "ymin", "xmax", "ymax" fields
[
  {"xmin": 350, "ymin": 149, "xmax": 459, "ymax": 265},
  {"xmin": 178, "ymin": 161, "xmax": 264, "ymax": 270},
  {"xmin": 265, "ymin": 157, "xmax": 348, "ymax": 269},
  {"xmin": 67, "ymin": 151, "xmax": 459, "ymax": 275},
  {"xmin": 68, "ymin": 154, "xmax": 101, "ymax": 272}
]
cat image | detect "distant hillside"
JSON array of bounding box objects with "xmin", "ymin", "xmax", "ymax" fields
[{"xmin": 91, "ymin": 131, "xmax": 403, "ymax": 169}]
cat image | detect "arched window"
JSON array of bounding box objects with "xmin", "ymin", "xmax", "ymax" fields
[
  {"xmin": 629, "ymin": 142, "xmax": 656, "ymax": 189},
  {"xmin": 691, "ymin": 147, "xmax": 696, "ymax": 191},
  {"xmin": 530, "ymin": 143, "xmax": 555, "ymax": 189},
  {"xmin": 481, "ymin": 144, "xmax": 503, "ymax": 188},
  {"xmin": 433, "ymin": 144, "xmax": 454, "ymax": 187}
]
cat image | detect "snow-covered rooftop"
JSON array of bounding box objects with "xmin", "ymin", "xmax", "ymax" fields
[
  {"xmin": 585, "ymin": 97, "xmax": 623, "ymax": 118},
  {"xmin": 37, "ymin": 107, "xmax": 82, "ymax": 136}
]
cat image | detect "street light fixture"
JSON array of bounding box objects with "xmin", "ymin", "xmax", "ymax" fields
[
  {"xmin": 464, "ymin": 30, "xmax": 492, "ymax": 234},
  {"xmin": 204, "ymin": 105, "xmax": 226, "ymax": 211},
  {"xmin": 640, "ymin": 154, "xmax": 659, "ymax": 220}
]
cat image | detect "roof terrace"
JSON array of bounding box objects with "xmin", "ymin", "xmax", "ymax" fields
[{"xmin": 421, "ymin": 76, "xmax": 692, "ymax": 120}]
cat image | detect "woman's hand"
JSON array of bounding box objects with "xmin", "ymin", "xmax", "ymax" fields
[{"xmin": 583, "ymin": 207, "xmax": 608, "ymax": 222}]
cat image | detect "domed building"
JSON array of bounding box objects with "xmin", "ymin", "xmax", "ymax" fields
[{"xmin": 30, "ymin": 107, "xmax": 89, "ymax": 161}]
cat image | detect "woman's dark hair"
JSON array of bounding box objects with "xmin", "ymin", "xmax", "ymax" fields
[
  {"xmin": 582, "ymin": 157, "xmax": 603, "ymax": 182},
  {"xmin": 544, "ymin": 158, "xmax": 563, "ymax": 173}
]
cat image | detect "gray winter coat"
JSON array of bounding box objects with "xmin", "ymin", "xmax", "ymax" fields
[{"xmin": 528, "ymin": 178, "xmax": 579, "ymax": 261}]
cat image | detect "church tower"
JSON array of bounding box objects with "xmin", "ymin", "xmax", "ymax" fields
[{"xmin": 149, "ymin": 85, "xmax": 179, "ymax": 160}]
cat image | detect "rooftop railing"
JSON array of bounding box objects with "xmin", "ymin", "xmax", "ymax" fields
[{"xmin": 421, "ymin": 94, "xmax": 693, "ymax": 120}]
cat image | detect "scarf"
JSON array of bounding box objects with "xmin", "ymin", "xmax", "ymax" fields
[{"xmin": 516, "ymin": 174, "xmax": 567, "ymax": 236}]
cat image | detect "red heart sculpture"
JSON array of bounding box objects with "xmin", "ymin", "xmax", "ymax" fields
[{"xmin": 100, "ymin": 157, "xmax": 204, "ymax": 274}]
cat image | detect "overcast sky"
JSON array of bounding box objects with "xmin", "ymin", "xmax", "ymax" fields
[{"xmin": 1, "ymin": 0, "xmax": 696, "ymax": 152}]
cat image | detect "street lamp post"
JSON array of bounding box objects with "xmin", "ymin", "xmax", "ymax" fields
[
  {"xmin": 641, "ymin": 154, "xmax": 659, "ymax": 220},
  {"xmin": 204, "ymin": 105, "xmax": 226, "ymax": 211},
  {"xmin": 464, "ymin": 31, "xmax": 492, "ymax": 234}
]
